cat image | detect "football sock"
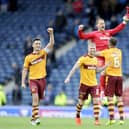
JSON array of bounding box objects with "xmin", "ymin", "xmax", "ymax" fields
[
  {"xmin": 108, "ymin": 99, "xmax": 114, "ymax": 120},
  {"xmin": 76, "ymin": 103, "xmax": 83, "ymax": 118},
  {"xmin": 31, "ymin": 105, "xmax": 39, "ymax": 121},
  {"xmin": 117, "ymin": 101, "xmax": 124, "ymax": 120},
  {"xmin": 93, "ymin": 103, "xmax": 100, "ymax": 121}
]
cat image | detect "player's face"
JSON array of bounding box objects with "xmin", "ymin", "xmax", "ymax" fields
[
  {"xmin": 88, "ymin": 47, "xmax": 96, "ymax": 57},
  {"xmin": 97, "ymin": 20, "xmax": 105, "ymax": 31},
  {"xmin": 32, "ymin": 40, "xmax": 41, "ymax": 51}
]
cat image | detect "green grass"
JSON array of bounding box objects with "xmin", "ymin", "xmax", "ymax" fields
[{"xmin": 0, "ymin": 117, "xmax": 128, "ymax": 129}]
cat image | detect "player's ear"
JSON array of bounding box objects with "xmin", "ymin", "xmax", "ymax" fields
[
  {"xmin": 32, "ymin": 42, "xmax": 34, "ymax": 48},
  {"xmin": 96, "ymin": 24, "xmax": 98, "ymax": 29}
]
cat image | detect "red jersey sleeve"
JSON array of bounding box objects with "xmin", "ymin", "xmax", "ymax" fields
[
  {"xmin": 78, "ymin": 30, "xmax": 94, "ymax": 39},
  {"xmin": 107, "ymin": 23, "xmax": 125, "ymax": 35}
]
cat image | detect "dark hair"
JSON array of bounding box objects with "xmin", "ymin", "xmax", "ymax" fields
[
  {"xmin": 109, "ymin": 37, "xmax": 117, "ymax": 46},
  {"xmin": 32, "ymin": 38, "xmax": 41, "ymax": 43}
]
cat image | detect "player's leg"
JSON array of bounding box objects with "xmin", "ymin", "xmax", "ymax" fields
[
  {"xmin": 100, "ymin": 72, "xmax": 105, "ymax": 94},
  {"xmin": 106, "ymin": 97, "xmax": 116, "ymax": 125},
  {"xmin": 97, "ymin": 57, "xmax": 105, "ymax": 97},
  {"xmin": 32, "ymin": 93, "xmax": 39, "ymax": 125},
  {"xmin": 75, "ymin": 84, "xmax": 88, "ymax": 125},
  {"xmin": 92, "ymin": 97, "xmax": 101, "ymax": 125},
  {"xmin": 76, "ymin": 99, "xmax": 84, "ymax": 125},
  {"xmin": 117, "ymin": 96, "xmax": 124, "ymax": 125},
  {"xmin": 91, "ymin": 86, "xmax": 101, "ymax": 125},
  {"xmin": 29, "ymin": 80, "xmax": 39, "ymax": 125},
  {"xmin": 116, "ymin": 77, "xmax": 124, "ymax": 125},
  {"xmin": 105, "ymin": 76, "xmax": 116, "ymax": 125},
  {"xmin": 36, "ymin": 78, "xmax": 46, "ymax": 125}
]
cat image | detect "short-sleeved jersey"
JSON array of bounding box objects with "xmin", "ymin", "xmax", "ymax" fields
[
  {"xmin": 23, "ymin": 49, "xmax": 47, "ymax": 79},
  {"xmin": 77, "ymin": 55, "xmax": 98, "ymax": 86},
  {"xmin": 100, "ymin": 48, "xmax": 122, "ymax": 76}
]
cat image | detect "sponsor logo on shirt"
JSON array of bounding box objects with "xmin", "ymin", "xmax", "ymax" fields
[
  {"xmin": 83, "ymin": 64, "xmax": 96, "ymax": 70},
  {"xmin": 31, "ymin": 58, "xmax": 43, "ymax": 65},
  {"xmin": 30, "ymin": 55, "xmax": 45, "ymax": 65},
  {"xmin": 100, "ymin": 37, "xmax": 110, "ymax": 40}
]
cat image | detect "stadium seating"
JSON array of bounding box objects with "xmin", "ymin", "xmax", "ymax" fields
[{"xmin": 0, "ymin": 0, "xmax": 129, "ymax": 105}]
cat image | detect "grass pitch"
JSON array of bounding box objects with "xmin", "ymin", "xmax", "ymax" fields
[{"xmin": 0, "ymin": 117, "xmax": 128, "ymax": 129}]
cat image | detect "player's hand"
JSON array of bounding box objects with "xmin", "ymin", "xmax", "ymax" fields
[
  {"xmin": 123, "ymin": 15, "xmax": 129, "ymax": 23},
  {"xmin": 78, "ymin": 24, "xmax": 84, "ymax": 31},
  {"xmin": 21, "ymin": 83, "xmax": 26, "ymax": 88},
  {"xmin": 64, "ymin": 77, "xmax": 70, "ymax": 84},
  {"xmin": 47, "ymin": 28, "xmax": 53, "ymax": 34}
]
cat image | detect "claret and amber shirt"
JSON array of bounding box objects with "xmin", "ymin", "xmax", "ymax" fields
[
  {"xmin": 100, "ymin": 48, "xmax": 122, "ymax": 76},
  {"xmin": 77, "ymin": 55, "xmax": 98, "ymax": 86},
  {"xmin": 24, "ymin": 49, "xmax": 47, "ymax": 79}
]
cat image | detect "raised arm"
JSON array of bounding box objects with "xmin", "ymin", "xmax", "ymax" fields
[
  {"xmin": 78, "ymin": 25, "xmax": 94, "ymax": 39},
  {"xmin": 108, "ymin": 16, "xmax": 129, "ymax": 35},
  {"xmin": 21, "ymin": 67, "xmax": 28, "ymax": 88},
  {"xmin": 45, "ymin": 28, "xmax": 54, "ymax": 51},
  {"xmin": 64, "ymin": 62, "xmax": 80, "ymax": 84}
]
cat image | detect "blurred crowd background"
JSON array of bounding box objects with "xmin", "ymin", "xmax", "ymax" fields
[{"xmin": 0, "ymin": 0, "xmax": 129, "ymax": 107}]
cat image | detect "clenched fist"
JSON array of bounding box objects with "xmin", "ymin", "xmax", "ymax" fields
[
  {"xmin": 123, "ymin": 15, "xmax": 129, "ymax": 23},
  {"xmin": 78, "ymin": 24, "xmax": 84, "ymax": 31},
  {"xmin": 47, "ymin": 28, "xmax": 53, "ymax": 34}
]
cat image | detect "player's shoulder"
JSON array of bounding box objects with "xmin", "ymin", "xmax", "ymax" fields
[
  {"xmin": 41, "ymin": 48, "xmax": 48, "ymax": 54},
  {"xmin": 90, "ymin": 30, "xmax": 98, "ymax": 34},
  {"xmin": 82, "ymin": 54, "xmax": 91, "ymax": 59},
  {"xmin": 101, "ymin": 48, "xmax": 109, "ymax": 53},
  {"xmin": 78, "ymin": 54, "xmax": 87, "ymax": 60},
  {"xmin": 25, "ymin": 52, "xmax": 34, "ymax": 60},
  {"xmin": 116, "ymin": 48, "xmax": 122, "ymax": 53}
]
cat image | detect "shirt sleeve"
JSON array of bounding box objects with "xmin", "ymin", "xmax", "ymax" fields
[
  {"xmin": 107, "ymin": 23, "xmax": 125, "ymax": 35},
  {"xmin": 23, "ymin": 56, "xmax": 30, "ymax": 69},
  {"xmin": 99, "ymin": 50, "xmax": 107, "ymax": 57},
  {"xmin": 78, "ymin": 30, "xmax": 94, "ymax": 39},
  {"xmin": 77, "ymin": 57, "xmax": 84, "ymax": 66},
  {"xmin": 41, "ymin": 49, "xmax": 48, "ymax": 55}
]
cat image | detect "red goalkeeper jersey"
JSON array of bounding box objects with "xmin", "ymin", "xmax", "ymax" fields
[{"xmin": 78, "ymin": 23, "xmax": 125, "ymax": 51}]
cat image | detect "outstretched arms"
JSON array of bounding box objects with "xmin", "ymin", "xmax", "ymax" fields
[{"xmin": 109, "ymin": 15, "xmax": 129, "ymax": 35}]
